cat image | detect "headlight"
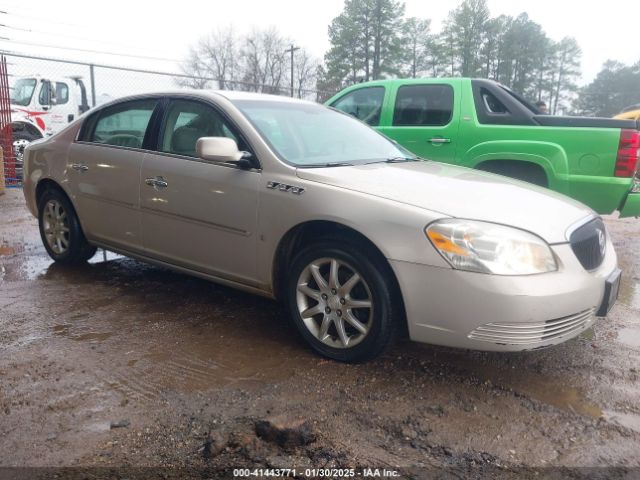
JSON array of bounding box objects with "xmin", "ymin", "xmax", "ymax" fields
[{"xmin": 425, "ymin": 219, "xmax": 557, "ymax": 275}]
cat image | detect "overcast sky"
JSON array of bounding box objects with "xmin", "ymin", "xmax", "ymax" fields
[{"xmin": 2, "ymin": 0, "xmax": 638, "ymax": 87}]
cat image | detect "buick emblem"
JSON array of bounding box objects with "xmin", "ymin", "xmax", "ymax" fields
[{"xmin": 597, "ymin": 229, "xmax": 606, "ymax": 256}]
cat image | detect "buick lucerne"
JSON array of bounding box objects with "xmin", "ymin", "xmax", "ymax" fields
[{"xmin": 22, "ymin": 91, "xmax": 621, "ymax": 361}]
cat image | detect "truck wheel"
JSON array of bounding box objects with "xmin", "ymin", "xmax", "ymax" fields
[
  {"xmin": 477, "ymin": 161, "xmax": 548, "ymax": 187},
  {"xmin": 13, "ymin": 131, "xmax": 38, "ymax": 164},
  {"xmin": 286, "ymin": 240, "xmax": 400, "ymax": 362},
  {"xmin": 38, "ymin": 189, "xmax": 97, "ymax": 264}
]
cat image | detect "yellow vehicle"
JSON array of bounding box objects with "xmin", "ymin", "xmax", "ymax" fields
[{"xmin": 615, "ymin": 104, "xmax": 640, "ymax": 121}]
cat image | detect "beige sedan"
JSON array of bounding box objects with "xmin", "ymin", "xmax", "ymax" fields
[{"xmin": 22, "ymin": 91, "xmax": 620, "ymax": 361}]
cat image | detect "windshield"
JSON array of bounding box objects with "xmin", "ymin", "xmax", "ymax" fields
[
  {"xmin": 10, "ymin": 78, "xmax": 37, "ymax": 107},
  {"xmin": 233, "ymin": 100, "xmax": 415, "ymax": 167}
]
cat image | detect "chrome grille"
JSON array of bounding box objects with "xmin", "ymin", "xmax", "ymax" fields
[
  {"xmin": 468, "ymin": 308, "xmax": 595, "ymax": 345},
  {"xmin": 570, "ymin": 218, "xmax": 606, "ymax": 271}
]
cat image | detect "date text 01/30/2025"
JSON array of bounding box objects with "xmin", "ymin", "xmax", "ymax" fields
[{"xmin": 233, "ymin": 468, "xmax": 400, "ymax": 477}]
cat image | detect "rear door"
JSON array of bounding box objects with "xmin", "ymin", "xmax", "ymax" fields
[
  {"xmin": 139, "ymin": 97, "xmax": 260, "ymax": 285},
  {"xmin": 378, "ymin": 82, "xmax": 460, "ymax": 162},
  {"xmin": 68, "ymin": 97, "xmax": 160, "ymax": 253}
]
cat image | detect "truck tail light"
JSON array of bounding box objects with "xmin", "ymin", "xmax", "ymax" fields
[{"xmin": 615, "ymin": 129, "xmax": 640, "ymax": 177}]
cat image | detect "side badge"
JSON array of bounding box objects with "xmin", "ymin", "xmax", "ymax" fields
[{"xmin": 267, "ymin": 181, "xmax": 305, "ymax": 195}]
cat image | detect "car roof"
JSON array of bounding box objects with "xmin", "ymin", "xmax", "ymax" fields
[{"xmin": 96, "ymin": 89, "xmax": 317, "ymax": 108}]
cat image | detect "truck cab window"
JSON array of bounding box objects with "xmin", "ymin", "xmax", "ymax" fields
[
  {"xmin": 482, "ymin": 89, "xmax": 509, "ymax": 114},
  {"xmin": 56, "ymin": 83, "xmax": 69, "ymax": 105},
  {"xmin": 331, "ymin": 87, "xmax": 385, "ymax": 126},
  {"xmin": 39, "ymin": 81, "xmax": 53, "ymax": 106},
  {"xmin": 393, "ymin": 84, "xmax": 454, "ymax": 126}
]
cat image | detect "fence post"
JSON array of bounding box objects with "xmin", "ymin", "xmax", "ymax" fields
[
  {"xmin": 90, "ymin": 64, "xmax": 96, "ymax": 107},
  {"xmin": 0, "ymin": 147, "xmax": 4, "ymax": 195}
]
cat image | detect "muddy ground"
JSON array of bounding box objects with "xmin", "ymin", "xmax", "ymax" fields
[{"xmin": 1, "ymin": 188, "xmax": 640, "ymax": 479}]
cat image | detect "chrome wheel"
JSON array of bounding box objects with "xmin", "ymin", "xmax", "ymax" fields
[
  {"xmin": 13, "ymin": 138, "xmax": 31, "ymax": 164},
  {"xmin": 296, "ymin": 257, "xmax": 373, "ymax": 349},
  {"xmin": 42, "ymin": 200, "xmax": 70, "ymax": 254}
]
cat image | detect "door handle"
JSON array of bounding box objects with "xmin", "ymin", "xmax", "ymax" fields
[
  {"xmin": 145, "ymin": 176, "xmax": 168, "ymax": 189},
  {"xmin": 428, "ymin": 138, "xmax": 451, "ymax": 144},
  {"xmin": 71, "ymin": 163, "xmax": 89, "ymax": 172}
]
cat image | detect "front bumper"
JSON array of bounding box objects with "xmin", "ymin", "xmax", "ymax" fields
[{"xmin": 390, "ymin": 240, "xmax": 618, "ymax": 352}]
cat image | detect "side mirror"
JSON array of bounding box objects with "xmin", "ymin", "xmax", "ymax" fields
[{"xmin": 196, "ymin": 137, "xmax": 243, "ymax": 162}]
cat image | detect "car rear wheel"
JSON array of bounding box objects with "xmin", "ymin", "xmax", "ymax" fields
[
  {"xmin": 286, "ymin": 241, "xmax": 400, "ymax": 362},
  {"xmin": 38, "ymin": 189, "xmax": 97, "ymax": 264}
]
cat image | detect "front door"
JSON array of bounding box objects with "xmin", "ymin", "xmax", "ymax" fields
[
  {"xmin": 67, "ymin": 98, "xmax": 159, "ymax": 253},
  {"xmin": 378, "ymin": 83, "xmax": 459, "ymax": 162},
  {"xmin": 140, "ymin": 98, "xmax": 260, "ymax": 285}
]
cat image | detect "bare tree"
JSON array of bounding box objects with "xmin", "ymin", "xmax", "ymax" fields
[
  {"xmin": 293, "ymin": 48, "xmax": 318, "ymax": 98},
  {"xmin": 240, "ymin": 27, "xmax": 288, "ymax": 93},
  {"xmin": 176, "ymin": 48, "xmax": 213, "ymax": 89},
  {"xmin": 198, "ymin": 26, "xmax": 239, "ymax": 90},
  {"xmin": 179, "ymin": 25, "xmax": 318, "ymax": 97}
]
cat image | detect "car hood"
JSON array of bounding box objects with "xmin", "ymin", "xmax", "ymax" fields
[{"xmin": 296, "ymin": 161, "xmax": 594, "ymax": 244}]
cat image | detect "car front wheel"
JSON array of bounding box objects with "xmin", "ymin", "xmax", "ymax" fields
[
  {"xmin": 287, "ymin": 241, "xmax": 400, "ymax": 362},
  {"xmin": 38, "ymin": 189, "xmax": 97, "ymax": 264}
]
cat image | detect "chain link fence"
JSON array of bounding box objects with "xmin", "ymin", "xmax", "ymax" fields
[{"xmin": 1, "ymin": 51, "xmax": 337, "ymax": 187}]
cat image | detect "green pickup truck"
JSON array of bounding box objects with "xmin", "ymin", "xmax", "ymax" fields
[{"xmin": 326, "ymin": 78, "xmax": 640, "ymax": 217}]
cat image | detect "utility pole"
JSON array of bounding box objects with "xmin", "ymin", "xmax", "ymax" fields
[{"xmin": 284, "ymin": 44, "xmax": 300, "ymax": 97}]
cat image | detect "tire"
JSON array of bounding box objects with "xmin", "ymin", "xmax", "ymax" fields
[
  {"xmin": 38, "ymin": 188, "xmax": 97, "ymax": 264},
  {"xmin": 286, "ymin": 240, "xmax": 401, "ymax": 362}
]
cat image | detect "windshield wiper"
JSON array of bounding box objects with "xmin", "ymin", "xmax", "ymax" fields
[
  {"xmin": 302, "ymin": 162, "xmax": 355, "ymax": 168},
  {"xmin": 385, "ymin": 156, "xmax": 420, "ymax": 163}
]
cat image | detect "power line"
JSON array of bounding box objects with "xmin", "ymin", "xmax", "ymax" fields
[
  {"xmin": 0, "ymin": 9, "xmax": 96, "ymax": 30},
  {"xmin": 0, "ymin": 22, "xmax": 179, "ymax": 57},
  {"xmin": 0, "ymin": 39, "xmax": 184, "ymax": 63}
]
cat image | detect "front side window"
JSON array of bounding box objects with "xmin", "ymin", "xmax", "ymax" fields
[
  {"xmin": 56, "ymin": 82, "xmax": 69, "ymax": 105},
  {"xmin": 160, "ymin": 100, "xmax": 241, "ymax": 158},
  {"xmin": 89, "ymin": 99, "xmax": 157, "ymax": 149},
  {"xmin": 10, "ymin": 78, "xmax": 37, "ymax": 106},
  {"xmin": 393, "ymin": 85, "xmax": 454, "ymax": 126},
  {"xmin": 39, "ymin": 81, "xmax": 52, "ymax": 106},
  {"xmin": 234, "ymin": 100, "xmax": 414, "ymax": 167},
  {"xmin": 331, "ymin": 87, "xmax": 385, "ymax": 126}
]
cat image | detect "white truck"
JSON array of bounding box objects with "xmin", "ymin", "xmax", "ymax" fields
[{"xmin": 10, "ymin": 75, "xmax": 91, "ymax": 176}]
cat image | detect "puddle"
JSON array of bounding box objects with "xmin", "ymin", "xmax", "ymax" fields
[
  {"xmin": 618, "ymin": 279, "xmax": 640, "ymax": 309},
  {"xmin": 480, "ymin": 367, "xmax": 602, "ymax": 418},
  {"xmin": 604, "ymin": 410, "xmax": 640, "ymax": 434},
  {"xmin": 0, "ymin": 249, "xmax": 124, "ymax": 282},
  {"xmin": 0, "ymin": 254, "xmax": 53, "ymax": 281},
  {"xmin": 410, "ymin": 347, "xmax": 605, "ymax": 419},
  {"xmin": 0, "ymin": 244, "xmax": 18, "ymax": 255},
  {"xmin": 53, "ymin": 324, "xmax": 113, "ymax": 343},
  {"xmin": 88, "ymin": 251, "xmax": 123, "ymax": 264},
  {"xmin": 616, "ymin": 328, "xmax": 640, "ymax": 349}
]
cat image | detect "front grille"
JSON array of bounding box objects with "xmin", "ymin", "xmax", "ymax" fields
[
  {"xmin": 570, "ymin": 218, "xmax": 606, "ymax": 270},
  {"xmin": 468, "ymin": 308, "xmax": 595, "ymax": 345}
]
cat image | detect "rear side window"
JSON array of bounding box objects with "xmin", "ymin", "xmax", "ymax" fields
[
  {"xmin": 393, "ymin": 85, "xmax": 454, "ymax": 126},
  {"xmin": 86, "ymin": 99, "xmax": 157, "ymax": 149},
  {"xmin": 331, "ymin": 87, "xmax": 385, "ymax": 126},
  {"xmin": 481, "ymin": 89, "xmax": 509, "ymax": 114}
]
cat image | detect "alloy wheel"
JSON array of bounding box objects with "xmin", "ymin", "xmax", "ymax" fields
[
  {"xmin": 296, "ymin": 257, "xmax": 373, "ymax": 349},
  {"xmin": 42, "ymin": 200, "xmax": 70, "ymax": 254}
]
